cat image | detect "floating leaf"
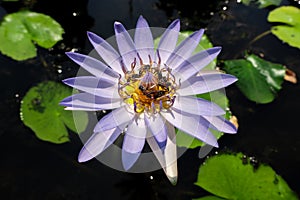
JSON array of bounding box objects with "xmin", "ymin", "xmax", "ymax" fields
[
  {"xmin": 257, "ymin": 0, "xmax": 282, "ymax": 8},
  {"xmin": 0, "ymin": 11, "xmax": 64, "ymax": 60},
  {"xmin": 20, "ymin": 81, "xmax": 88, "ymax": 144},
  {"xmin": 194, "ymin": 196, "xmax": 224, "ymax": 200},
  {"xmin": 268, "ymin": 6, "xmax": 300, "ymax": 49},
  {"xmin": 240, "ymin": 0, "xmax": 282, "ymax": 8},
  {"xmin": 195, "ymin": 153, "xmax": 298, "ymax": 200},
  {"xmin": 224, "ymin": 54, "xmax": 285, "ymax": 103}
]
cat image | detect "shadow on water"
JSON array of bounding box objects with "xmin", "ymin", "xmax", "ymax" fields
[{"xmin": 0, "ymin": 0, "xmax": 299, "ymax": 199}]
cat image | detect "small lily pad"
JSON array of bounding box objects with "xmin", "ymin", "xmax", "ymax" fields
[
  {"xmin": 240, "ymin": 0, "xmax": 282, "ymax": 8},
  {"xmin": 20, "ymin": 81, "xmax": 88, "ymax": 144},
  {"xmin": 268, "ymin": 6, "xmax": 300, "ymax": 49},
  {"xmin": 0, "ymin": 11, "xmax": 64, "ymax": 60},
  {"xmin": 194, "ymin": 196, "xmax": 224, "ymax": 200},
  {"xmin": 224, "ymin": 54, "xmax": 285, "ymax": 104},
  {"xmin": 195, "ymin": 153, "xmax": 298, "ymax": 200}
]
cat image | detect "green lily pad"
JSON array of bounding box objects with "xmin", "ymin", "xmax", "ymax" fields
[
  {"xmin": 20, "ymin": 81, "xmax": 88, "ymax": 144},
  {"xmin": 0, "ymin": 11, "xmax": 64, "ymax": 61},
  {"xmin": 268, "ymin": 6, "xmax": 300, "ymax": 49},
  {"xmin": 195, "ymin": 153, "xmax": 298, "ymax": 200},
  {"xmin": 241, "ymin": 0, "xmax": 282, "ymax": 8},
  {"xmin": 194, "ymin": 196, "xmax": 224, "ymax": 200},
  {"xmin": 224, "ymin": 54, "xmax": 285, "ymax": 104}
]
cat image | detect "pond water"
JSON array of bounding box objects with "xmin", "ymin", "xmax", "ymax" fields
[{"xmin": 0, "ymin": 0, "xmax": 299, "ymax": 199}]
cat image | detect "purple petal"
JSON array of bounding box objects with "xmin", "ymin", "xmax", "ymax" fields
[
  {"xmin": 78, "ymin": 124, "xmax": 125, "ymax": 162},
  {"xmin": 60, "ymin": 93, "xmax": 122, "ymax": 111},
  {"xmin": 66, "ymin": 52, "xmax": 119, "ymax": 81},
  {"xmin": 87, "ymin": 32, "xmax": 123, "ymax": 74},
  {"xmin": 156, "ymin": 19, "xmax": 180, "ymax": 64},
  {"xmin": 145, "ymin": 114, "xmax": 167, "ymax": 148},
  {"xmin": 173, "ymin": 96, "xmax": 225, "ymax": 116},
  {"xmin": 161, "ymin": 108, "xmax": 218, "ymax": 147},
  {"xmin": 94, "ymin": 106, "xmax": 135, "ymax": 132},
  {"xmin": 173, "ymin": 47, "xmax": 222, "ymax": 82},
  {"xmin": 166, "ymin": 29, "xmax": 204, "ymax": 69},
  {"xmin": 63, "ymin": 76, "xmax": 120, "ymax": 99},
  {"xmin": 164, "ymin": 122, "xmax": 178, "ymax": 185},
  {"xmin": 203, "ymin": 116, "xmax": 237, "ymax": 134},
  {"xmin": 122, "ymin": 118, "xmax": 146, "ymax": 170},
  {"xmin": 114, "ymin": 22, "xmax": 137, "ymax": 71},
  {"xmin": 146, "ymin": 122, "xmax": 177, "ymax": 184},
  {"xmin": 134, "ymin": 16, "xmax": 154, "ymax": 62},
  {"xmin": 178, "ymin": 73, "xmax": 238, "ymax": 96}
]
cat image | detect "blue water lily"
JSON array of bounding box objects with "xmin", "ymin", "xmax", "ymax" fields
[{"xmin": 60, "ymin": 16, "xmax": 237, "ymax": 184}]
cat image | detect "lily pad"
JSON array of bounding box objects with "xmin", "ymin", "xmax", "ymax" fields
[
  {"xmin": 224, "ymin": 54, "xmax": 285, "ymax": 103},
  {"xmin": 194, "ymin": 196, "xmax": 224, "ymax": 200},
  {"xmin": 195, "ymin": 153, "xmax": 298, "ymax": 200},
  {"xmin": 268, "ymin": 6, "xmax": 300, "ymax": 49},
  {"xmin": 20, "ymin": 81, "xmax": 88, "ymax": 144},
  {"xmin": 0, "ymin": 11, "xmax": 64, "ymax": 60},
  {"xmin": 241, "ymin": 0, "xmax": 282, "ymax": 8}
]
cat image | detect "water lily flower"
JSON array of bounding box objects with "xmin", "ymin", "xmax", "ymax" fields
[{"xmin": 60, "ymin": 16, "xmax": 237, "ymax": 185}]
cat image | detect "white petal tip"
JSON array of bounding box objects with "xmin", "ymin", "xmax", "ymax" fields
[{"xmin": 167, "ymin": 175, "xmax": 178, "ymax": 185}]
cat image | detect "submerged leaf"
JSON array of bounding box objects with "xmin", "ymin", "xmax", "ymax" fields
[
  {"xmin": 0, "ymin": 11, "xmax": 64, "ymax": 60},
  {"xmin": 20, "ymin": 81, "xmax": 88, "ymax": 144},
  {"xmin": 224, "ymin": 54, "xmax": 285, "ymax": 104},
  {"xmin": 195, "ymin": 153, "xmax": 298, "ymax": 200},
  {"xmin": 268, "ymin": 6, "xmax": 300, "ymax": 49}
]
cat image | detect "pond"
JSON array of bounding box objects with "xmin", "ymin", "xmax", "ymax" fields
[{"xmin": 0, "ymin": 0, "xmax": 299, "ymax": 199}]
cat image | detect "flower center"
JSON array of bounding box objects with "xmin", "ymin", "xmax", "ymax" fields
[{"xmin": 118, "ymin": 55, "xmax": 178, "ymax": 114}]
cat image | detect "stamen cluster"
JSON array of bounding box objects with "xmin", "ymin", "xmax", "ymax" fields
[{"xmin": 118, "ymin": 55, "xmax": 178, "ymax": 114}]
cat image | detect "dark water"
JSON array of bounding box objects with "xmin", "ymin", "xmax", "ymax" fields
[{"xmin": 0, "ymin": 0, "xmax": 299, "ymax": 199}]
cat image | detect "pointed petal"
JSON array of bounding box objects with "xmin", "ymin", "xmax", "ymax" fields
[
  {"xmin": 145, "ymin": 114, "xmax": 167, "ymax": 148},
  {"xmin": 161, "ymin": 108, "xmax": 218, "ymax": 147},
  {"xmin": 203, "ymin": 116, "xmax": 237, "ymax": 134},
  {"xmin": 146, "ymin": 122, "xmax": 178, "ymax": 184},
  {"xmin": 63, "ymin": 76, "xmax": 120, "ymax": 99},
  {"xmin": 78, "ymin": 124, "xmax": 125, "ymax": 162},
  {"xmin": 156, "ymin": 19, "xmax": 180, "ymax": 64},
  {"xmin": 166, "ymin": 29, "xmax": 204, "ymax": 69},
  {"xmin": 134, "ymin": 16, "xmax": 154, "ymax": 62},
  {"xmin": 114, "ymin": 22, "xmax": 137, "ymax": 71},
  {"xmin": 66, "ymin": 52, "xmax": 119, "ymax": 81},
  {"xmin": 178, "ymin": 73, "xmax": 238, "ymax": 96},
  {"xmin": 87, "ymin": 32, "xmax": 123, "ymax": 74},
  {"xmin": 60, "ymin": 93, "xmax": 122, "ymax": 111},
  {"xmin": 164, "ymin": 122, "xmax": 178, "ymax": 185},
  {"xmin": 173, "ymin": 95, "xmax": 225, "ymax": 116},
  {"xmin": 173, "ymin": 47, "xmax": 222, "ymax": 82},
  {"xmin": 94, "ymin": 106, "xmax": 135, "ymax": 132},
  {"xmin": 122, "ymin": 118, "xmax": 146, "ymax": 170}
]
